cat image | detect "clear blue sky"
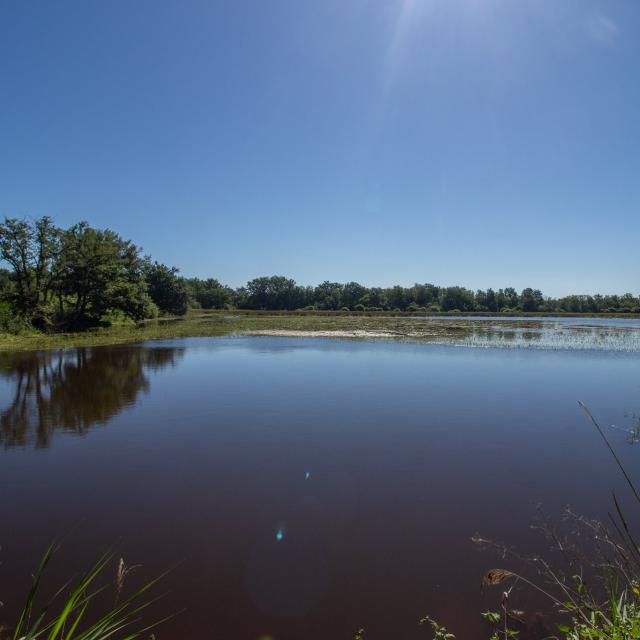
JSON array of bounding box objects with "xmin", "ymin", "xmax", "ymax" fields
[{"xmin": 1, "ymin": 0, "xmax": 638, "ymax": 296}]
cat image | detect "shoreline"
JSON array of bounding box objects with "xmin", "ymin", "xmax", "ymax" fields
[{"xmin": 1, "ymin": 311, "xmax": 640, "ymax": 352}]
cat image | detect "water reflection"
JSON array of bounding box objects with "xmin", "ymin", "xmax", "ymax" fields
[
  {"xmin": 0, "ymin": 345, "xmax": 184, "ymax": 448},
  {"xmin": 0, "ymin": 336, "xmax": 638, "ymax": 639},
  {"xmin": 416, "ymin": 318, "xmax": 640, "ymax": 350},
  {"xmin": 258, "ymin": 317, "xmax": 640, "ymax": 350}
]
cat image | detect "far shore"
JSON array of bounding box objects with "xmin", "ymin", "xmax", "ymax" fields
[{"xmin": 1, "ymin": 310, "xmax": 639, "ymax": 353}]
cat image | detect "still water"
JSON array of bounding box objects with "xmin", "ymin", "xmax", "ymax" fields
[{"xmin": 1, "ymin": 328, "xmax": 639, "ymax": 639}]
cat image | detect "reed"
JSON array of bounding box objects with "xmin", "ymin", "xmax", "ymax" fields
[
  {"xmin": 421, "ymin": 402, "xmax": 640, "ymax": 640},
  {"xmin": 5, "ymin": 544, "xmax": 170, "ymax": 640}
]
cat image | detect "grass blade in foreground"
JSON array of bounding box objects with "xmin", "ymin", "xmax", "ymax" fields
[{"xmin": 8, "ymin": 545, "xmax": 170, "ymax": 640}]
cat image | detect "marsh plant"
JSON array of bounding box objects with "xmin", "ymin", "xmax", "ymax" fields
[
  {"xmin": 418, "ymin": 402, "xmax": 640, "ymax": 640},
  {"xmin": 2, "ymin": 544, "xmax": 169, "ymax": 640}
]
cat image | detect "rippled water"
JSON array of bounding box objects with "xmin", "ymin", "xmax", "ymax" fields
[{"xmin": 1, "ymin": 330, "xmax": 639, "ymax": 639}]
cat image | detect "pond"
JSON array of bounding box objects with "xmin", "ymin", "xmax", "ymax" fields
[{"xmin": 1, "ymin": 325, "xmax": 639, "ymax": 639}]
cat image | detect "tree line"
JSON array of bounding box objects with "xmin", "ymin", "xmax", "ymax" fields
[{"xmin": 0, "ymin": 216, "xmax": 637, "ymax": 332}]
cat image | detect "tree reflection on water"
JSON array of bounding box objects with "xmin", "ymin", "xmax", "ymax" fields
[{"xmin": 0, "ymin": 345, "xmax": 185, "ymax": 448}]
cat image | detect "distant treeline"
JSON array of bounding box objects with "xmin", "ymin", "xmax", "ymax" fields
[{"xmin": 0, "ymin": 217, "xmax": 638, "ymax": 332}]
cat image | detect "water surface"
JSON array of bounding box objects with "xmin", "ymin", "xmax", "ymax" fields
[{"xmin": 1, "ymin": 329, "xmax": 639, "ymax": 639}]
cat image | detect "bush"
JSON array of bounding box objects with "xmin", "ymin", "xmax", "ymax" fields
[{"xmin": 0, "ymin": 301, "xmax": 30, "ymax": 334}]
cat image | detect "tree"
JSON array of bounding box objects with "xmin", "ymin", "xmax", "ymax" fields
[
  {"xmin": 314, "ymin": 281, "xmax": 343, "ymax": 310},
  {"xmin": 145, "ymin": 262, "xmax": 189, "ymax": 315},
  {"xmin": 388, "ymin": 285, "xmax": 408, "ymax": 310},
  {"xmin": 58, "ymin": 223, "xmax": 156, "ymax": 327},
  {"xmin": 243, "ymin": 276, "xmax": 304, "ymax": 310},
  {"xmin": 185, "ymin": 278, "xmax": 233, "ymax": 309},
  {"xmin": 0, "ymin": 217, "xmax": 63, "ymax": 323},
  {"xmin": 501, "ymin": 287, "xmax": 519, "ymax": 310},
  {"xmin": 342, "ymin": 282, "xmax": 366, "ymax": 309},
  {"xmin": 359, "ymin": 287, "xmax": 388, "ymax": 310},
  {"xmin": 440, "ymin": 286, "xmax": 475, "ymax": 312},
  {"xmin": 475, "ymin": 289, "xmax": 489, "ymax": 311},
  {"xmin": 520, "ymin": 288, "xmax": 544, "ymax": 312}
]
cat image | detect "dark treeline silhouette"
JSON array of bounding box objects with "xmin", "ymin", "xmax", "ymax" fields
[{"xmin": 0, "ymin": 216, "xmax": 638, "ymax": 332}]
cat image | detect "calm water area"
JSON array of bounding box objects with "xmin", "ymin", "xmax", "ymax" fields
[{"xmin": 2, "ymin": 318, "xmax": 640, "ymax": 639}]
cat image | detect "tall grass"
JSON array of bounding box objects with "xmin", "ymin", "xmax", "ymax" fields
[
  {"xmin": 5, "ymin": 544, "xmax": 170, "ymax": 640},
  {"xmin": 418, "ymin": 402, "xmax": 640, "ymax": 640}
]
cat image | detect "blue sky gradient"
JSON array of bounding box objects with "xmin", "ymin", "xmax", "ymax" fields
[{"xmin": 1, "ymin": 0, "xmax": 638, "ymax": 295}]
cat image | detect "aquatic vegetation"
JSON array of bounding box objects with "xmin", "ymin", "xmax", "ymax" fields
[
  {"xmin": 426, "ymin": 404, "xmax": 640, "ymax": 640},
  {"xmin": 4, "ymin": 544, "xmax": 169, "ymax": 640},
  {"xmin": 2, "ymin": 312, "xmax": 640, "ymax": 352}
]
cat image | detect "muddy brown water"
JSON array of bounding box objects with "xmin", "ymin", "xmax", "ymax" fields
[{"xmin": 2, "ymin": 324, "xmax": 640, "ymax": 639}]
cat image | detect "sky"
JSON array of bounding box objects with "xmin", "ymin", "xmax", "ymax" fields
[{"xmin": 0, "ymin": 0, "xmax": 638, "ymax": 296}]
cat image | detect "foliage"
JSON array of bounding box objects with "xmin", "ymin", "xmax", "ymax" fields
[
  {"xmin": 425, "ymin": 403, "xmax": 640, "ymax": 640},
  {"xmin": 0, "ymin": 217, "xmax": 63, "ymax": 326},
  {"xmin": 184, "ymin": 277, "xmax": 232, "ymax": 310},
  {"xmin": 0, "ymin": 215, "xmax": 639, "ymax": 335},
  {"xmin": 420, "ymin": 616, "xmax": 456, "ymax": 639},
  {"xmin": 145, "ymin": 262, "xmax": 188, "ymax": 315},
  {"xmin": 563, "ymin": 590, "xmax": 640, "ymax": 639},
  {"xmin": 241, "ymin": 276, "xmax": 308, "ymax": 310},
  {"xmin": 0, "ymin": 301, "xmax": 31, "ymax": 334},
  {"xmin": 0, "ymin": 217, "xmax": 156, "ymax": 330},
  {"xmin": 59, "ymin": 223, "xmax": 156, "ymax": 327},
  {"xmin": 6, "ymin": 543, "xmax": 169, "ymax": 640}
]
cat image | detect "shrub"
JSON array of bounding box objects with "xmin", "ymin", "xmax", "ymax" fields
[{"xmin": 0, "ymin": 301, "xmax": 30, "ymax": 334}]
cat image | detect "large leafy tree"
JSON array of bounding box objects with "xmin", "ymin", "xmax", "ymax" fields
[
  {"xmin": 185, "ymin": 277, "xmax": 233, "ymax": 309},
  {"xmin": 342, "ymin": 281, "xmax": 366, "ymax": 309},
  {"xmin": 520, "ymin": 288, "xmax": 544, "ymax": 312},
  {"xmin": 0, "ymin": 217, "xmax": 156, "ymax": 328},
  {"xmin": 0, "ymin": 217, "xmax": 63, "ymax": 322},
  {"xmin": 388, "ymin": 285, "xmax": 408, "ymax": 310},
  {"xmin": 145, "ymin": 262, "xmax": 189, "ymax": 315},
  {"xmin": 59, "ymin": 222, "xmax": 156, "ymax": 326},
  {"xmin": 244, "ymin": 276, "xmax": 304, "ymax": 310},
  {"xmin": 314, "ymin": 281, "xmax": 343, "ymax": 310},
  {"xmin": 439, "ymin": 286, "xmax": 475, "ymax": 312}
]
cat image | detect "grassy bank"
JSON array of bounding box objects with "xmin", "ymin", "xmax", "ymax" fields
[
  {"xmin": 0, "ymin": 312, "xmax": 425, "ymax": 351},
  {"xmin": 0, "ymin": 310, "xmax": 639, "ymax": 352}
]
